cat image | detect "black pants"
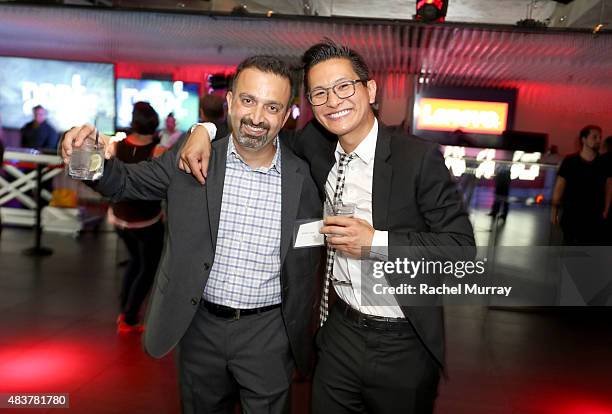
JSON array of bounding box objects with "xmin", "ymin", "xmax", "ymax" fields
[
  {"xmin": 116, "ymin": 220, "xmax": 164, "ymax": 325},
  {"xmin": 313, "ymin": 304, "xmax": 440, "ymax": 414},
  {"xmin": 490, "ymin": 197, "xmax": 509, "ymax": 219},
  {"xmin": 561, "ymin": 217, "xmax": 604, "ymax": 246},
  {"xmin": 178, "ymin": 305, "xmax": 294, "ymax": 414}
]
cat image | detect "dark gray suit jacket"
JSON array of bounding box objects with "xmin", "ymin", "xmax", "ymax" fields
[
  {"xmin": 93, "ymin": 136, "xmax": 323, "ymax": 374},
  {"xmin": 285, "ymin": 121, "xmax": 476, "ymax": 368}
]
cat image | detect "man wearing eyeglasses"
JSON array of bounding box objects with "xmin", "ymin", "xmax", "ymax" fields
[{"xmin": 181, "ymin": 40, "xmax": 475, "ymax": 414}]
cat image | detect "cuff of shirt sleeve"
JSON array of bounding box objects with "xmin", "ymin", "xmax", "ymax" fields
[
  {"xmin": 190, "ymin": 122, "xmax": 217, "ymax": 141},
  {"xmin": 372, "ymin": 230, "xmax": 388, "ymax": 247},
  {"xmin": 370, "ymin": 230, "xmax": 389, "ymax": 260}
]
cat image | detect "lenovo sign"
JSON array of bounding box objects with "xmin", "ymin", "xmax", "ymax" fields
[{"xmin": 415, "ymin": 98, "xmax": 509, "ymax": 134}]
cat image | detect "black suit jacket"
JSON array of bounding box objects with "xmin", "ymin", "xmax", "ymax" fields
[
  {"xmin": 283, "ymin": 120, "xmax": 475, "ymax": 367},
  {"xmin": 92, "ymin": 136, "xmax": 323, "ymax": 374}
]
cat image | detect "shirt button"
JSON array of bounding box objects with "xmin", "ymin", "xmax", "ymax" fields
[{"xmin": 191, "ymin": 298, "xmax": 199, "ymax": 306}]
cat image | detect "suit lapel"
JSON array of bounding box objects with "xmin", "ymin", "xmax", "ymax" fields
[
  {"xmin": 372, "ymin": 127, "xmax": 392, "ymax": 230},
  {"xmin": 206, "ymin": 138, "xmax": 229, "ymax": 251},
  {"xmin": 315, "ymin": 137, "xmax": 337, "ymax": 195},
  {"xmin": 280, "ymin": 143, "xmax": 303, "ymax": 265}
]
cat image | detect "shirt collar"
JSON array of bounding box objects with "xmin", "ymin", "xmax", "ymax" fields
[
  {"xmin": 228, "ymin": 135, "xmax": 281, "ymax": 173},
  {"xmin": 335, "ymin": 118, "xmax": 378, "ymax": 165}
]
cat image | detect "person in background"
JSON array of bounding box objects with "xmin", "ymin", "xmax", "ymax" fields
[
  {"xmin": 20, "ymin": 105, "xmax": 59, "ymax": 151},
  {"xmin": 199, "ymin": 94, "xmax": 229, "ymax": 140},
  {"xmin": 601, "ymin": 136, "xmax": 612, "ymax": 244},
  {"xmin": 110, "ymin": 102, "xmax": 165, "ymax": 333},
  {"xmin": 0, "ymin": 113, "xmax": 4, "ymax": 143},
  {"xmin": 541, "ymin": 145, "xmax": 562, "ymax": 212},
  {"xmin": 0, "ymin": 116, "xmax": 4, "ymax": 235},
  {"xmin": 158, "ymin": 112, "xmax": 182, "ymax": 149},
  {"xmin": 551, "ymin": 125, "xmax": 607, "ymax": 245},
  {"xmin": 488, "ymin": 163, "xmax": 512, "ymax": 221}
]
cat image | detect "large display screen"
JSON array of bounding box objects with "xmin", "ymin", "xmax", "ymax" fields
[
  {"xmin": 116, "ymin": 79, "xmax": 200, "ymax": 131},
  {"xmin": 0, "ymin": 56, "xmax": 115, "ymax": 134},
  {"xmin": 412, "ymin": 86, "xmax": 517, "ymax": 148},
  {"xmin": 415, "ymin": 98, "xmax": 509, "ymax": 135}
]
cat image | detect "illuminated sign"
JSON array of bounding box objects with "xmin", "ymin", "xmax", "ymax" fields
[
  {"xmin": 443, "ymin": 147, "xmax": 542, "ymax": 181},
  {"xmin": 415, "ymin": 98, "xmax": 509, "ymax": 134},
  {"xmin": 510, "ymin": 151, "xmax": 541, "ymax": 181}
]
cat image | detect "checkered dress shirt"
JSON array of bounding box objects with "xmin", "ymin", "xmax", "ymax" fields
[{"xmin": 202, "ymin": 137, "xmax": 283, "ymax": 308}]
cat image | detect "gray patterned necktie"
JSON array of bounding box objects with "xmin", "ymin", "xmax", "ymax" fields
[{"xmin": 319, "ymin": 152, "xmax": 355, "ymax": 326}]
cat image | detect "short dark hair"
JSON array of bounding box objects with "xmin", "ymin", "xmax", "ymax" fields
[
  {"xmin": 301, "ymin": 38, "xmax": 371, "ymax": 90},
  {"xmin": 233, "ymin": 55, "xmax": 293, "ymax": 102},
  {"xmin": 199, "ymin": 94, "xmax": 225, "ymax": 122},
  {"xmin": 604, "ymin": 136, "xmax": 612, "ymax": 152},
  {"xmin": 131, "ymin": 101, "xmax": 159, "ymax": 135},
  {"xmin": 32, "ymin": 105, "xmax": 45, "ymax": 112},
  {"xmin": 578, "ymin": 124, "xmax": 602, "ymax": 145}
]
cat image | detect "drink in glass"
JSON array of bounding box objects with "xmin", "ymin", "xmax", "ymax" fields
[{"xmin": 68, "ymin": 136, "xmax": 105, "ymax": 180}]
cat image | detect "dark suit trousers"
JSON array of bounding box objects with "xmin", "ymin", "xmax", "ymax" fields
[
  {"xmin": 312, "ymin": 304, "xmax": 440, "ymax": 414},
  {"xmin": 178, "ymin": 305, "xmax": 294, "ymax": 414}
]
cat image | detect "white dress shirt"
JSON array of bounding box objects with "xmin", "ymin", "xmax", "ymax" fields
[{"xmin": 327, "ymin": 119, "xmax": 404, "ymax": 318}]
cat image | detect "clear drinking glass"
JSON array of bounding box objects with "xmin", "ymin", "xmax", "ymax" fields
[
  {"xmin": 68, "ymin": 135, "xmax": 105, "ymax": 180},
  {"xmin": 324, "ymin": 201, "xmax": 356, "ymax": 218}
]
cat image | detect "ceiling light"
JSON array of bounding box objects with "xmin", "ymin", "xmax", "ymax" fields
[{"xmin": 416, "ymin": 0, "xmax": 448, "ymax": 23}]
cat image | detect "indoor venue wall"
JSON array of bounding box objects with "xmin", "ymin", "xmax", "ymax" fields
[
  {"xmin": 114, "ymin": 62, "xmax": 234, "ymax": 94},
  {"xmin": 375, "ymin": 79, "xmax": 612, "ymax": 154},
  {"xmin": 377, "ymin": 72, "xmax": 414, "ymax": 128},
  {"xmin": 513, "ymin": 82, "xmax": 612, "ymax": 155}
]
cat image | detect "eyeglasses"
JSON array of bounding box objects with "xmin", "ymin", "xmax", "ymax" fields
[{"xmin": 307, "ymin": 79, "xmax": 368, "ymax": 106}]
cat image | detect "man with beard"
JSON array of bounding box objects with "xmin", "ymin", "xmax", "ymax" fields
[
  {"xmin": 60, "ymin": 56, "xmax": 322, "ymax": 414},
  {"xmin": 552, "ymin": 125, "xmax": 607, "ymax": 245}
]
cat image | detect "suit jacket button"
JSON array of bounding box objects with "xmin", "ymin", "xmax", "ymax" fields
[
  {"xmin": 191, "ymin": 298, "xmax": 199, "ymax": 306},
  {"xmin": 203, "ymin": 262, "xmax": 211, "ymax": 270}
]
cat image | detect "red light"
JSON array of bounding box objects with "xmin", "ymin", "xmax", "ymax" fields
[
  {"xmin": 416, "ymin": 0, "xmax": 448, "ymax": 22},
  {"xmin": 0, "ymin": 337, "xmax": 135, "ymax": 393},
  {"xmin": 561, "ymin": 402, "xmax": 612, "ymax": 414},
  {"xmin": 0, "ymin": 344, "xmax": 85, "ymax": 392},
  {"xmin": 514, "ymin": 389, "xmax": 612, "ymax": 414},
  {"xmin": 535, "ymin": 194, "xmax": 544, "ymax": 204}
]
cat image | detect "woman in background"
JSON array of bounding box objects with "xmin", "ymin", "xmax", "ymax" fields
[{"xmin": 109, "ymin": 102, "xmax": 165, "ymax": 333}]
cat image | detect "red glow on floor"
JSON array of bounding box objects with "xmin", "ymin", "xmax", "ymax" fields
[
  {"xmin": 526, "ymin": 393, "xmax": 612, "ymax": 414},
  {"xmin": 559, "ymin": 402, "xmax": 612, "ymax": 414},
  {"xmin": 0, "ymin": 342, "xmax": 90, "ymax": 392}
]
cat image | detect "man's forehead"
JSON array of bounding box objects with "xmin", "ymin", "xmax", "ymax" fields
[
  {"xmin": 236, "ymin": 68, "xmax": 289, "ymax": 86},
  {"xmin": 234, "ymin": 69, "xmax": 290, "ymax": 101},
  {"xmin": 308, "ymin": 59, "xmax": 358, "ymax": 87}
]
